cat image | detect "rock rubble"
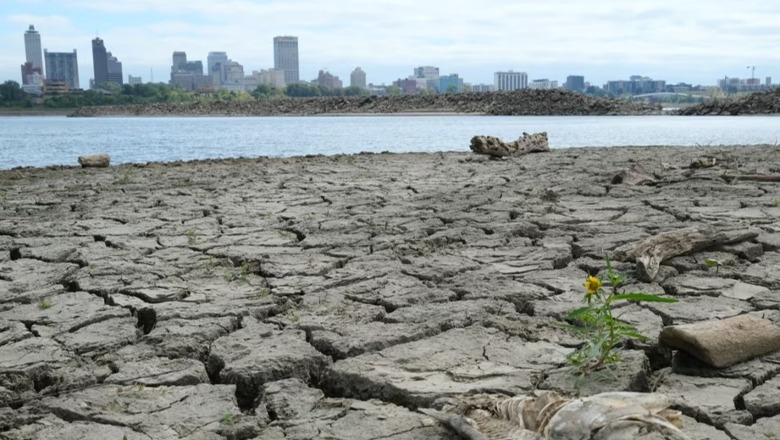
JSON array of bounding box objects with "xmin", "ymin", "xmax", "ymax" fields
[
  {"xmin": 678, "ymin": 87, "xmax": 780, "ymax": 115},
  {"xmin": 1, "ymin": 144, "xmax": 780, "ymax": 439},
  {"xmin": 68, "ymin": 89, "xmax": 661, "ymax": 117}
]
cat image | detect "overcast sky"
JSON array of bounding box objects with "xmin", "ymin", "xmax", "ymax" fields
[{"xmin": 2, "ymin": 0, "xmax": 779, "ymax": 89}]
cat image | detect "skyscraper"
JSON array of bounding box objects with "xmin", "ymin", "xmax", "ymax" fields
[
  {"xmin": 44, "ymin": 49, "xmax": 79, "ymax": 89},
  {"xmin": 92, "ymin": 38, "xmax": 123, "ymax": 87},
  {"xmin": 350, "ymin": 67, "xmax": 366, "ymax": 89},
  {"xmin": 207, "ymin": 51, "xmax": 228, "ymax": 83},
  {"xmin": 92, "ymin": 38, "xmax": 108, "ymax": 86},
  {"xmin": 24, "ymin": 25, "xmax": 44, "ymax": 75},
  {"xmin": 172, "ymin": 51, "xmax": 187, "ymax": 72},
  {"xmin": 273, "ymin": 36, "xmax": 299, "ymax": 85}
]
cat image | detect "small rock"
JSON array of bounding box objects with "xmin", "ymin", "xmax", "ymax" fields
[{"xmin": 659, "ymin": 314, "xmax": 780, "ymax": 368}]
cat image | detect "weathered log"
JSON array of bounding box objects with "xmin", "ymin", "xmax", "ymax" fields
[
  {"xmin": 470, "ymin": 132, "xmax": 550, "ymax": 157},
  {"xmin": 78, "ymin": 153, "xmax": 111, "ymax": 168},
  {"xmin": 722, "ymin": 174, "xmax": 780, "ymax": 183},
  {"xmin": 613, "ymin": 226, "xmax": 758, "ymax": 282},
  {"xmin": 611, "ymin": 165, "xmax": 657, "ymax": 185},
  {"xmin": 659, "ymin": 314, "xmax": 780, "ymax": 368}
]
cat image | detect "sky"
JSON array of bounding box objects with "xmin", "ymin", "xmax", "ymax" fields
[{"xmin": 2, "ymin": 0, "xmax": 780, "ymax": 90}]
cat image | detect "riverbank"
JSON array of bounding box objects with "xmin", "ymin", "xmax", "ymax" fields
[
  {"xmin": 0, "ymin": 108, "xmax": 74, "ymax": 116},
  {"xmin": 68, "ymin": 89, "xmax": 661, "ymax": 117},
  {"xmin": 1, "ymin": 145, "xmax": 779, "ymax": 439}
]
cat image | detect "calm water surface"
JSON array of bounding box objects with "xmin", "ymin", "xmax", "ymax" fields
[{"xmin": 1, "ymin": 115, "xmax": 779, "ymax": 169}]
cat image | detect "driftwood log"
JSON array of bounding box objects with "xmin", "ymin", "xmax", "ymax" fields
[
  {"xmin": 722, "ymin": 174, "xmax": 780, "ymax": 183},
  {"xmin": 659, "ymin": 314, "xmax": 780, "ymax": 368},
  {"xmin": 611, "ymin": 165, "xmax": 657, "ymax": 185},
  {"xmin": 470, "ymin": 132, "xmax": 550, "ymax": 157},
  {"xmin": 613, "ymin": 226, "xmax": 758, "ymax": 282},
  {"xmin": 78, "ymin": 153, "xmax": 111, "ymax": 168}
]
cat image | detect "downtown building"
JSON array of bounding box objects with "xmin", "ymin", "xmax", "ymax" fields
[
  {"xmin": 44, "ymin": 49, "xmax": 80, "ymax": 90},
  {"xmin": 273, "ymin": 36, "xmax": 299, "ymax": 85},
  {"xmin": 564, "ymin": 75, "xmax": 585, "ymax": 92},
  {"xmin": 207, "ymin": 51, "xmax": 229, "ymax": 85},
  {"xmin": 169, "ymin": 51, "xmax": 211, "ymax": 91},
  {"xmin": 528, "ymin": 78, "xmax": 558, "ymax": 89},
  {"xmin": 317, "ymin": 70, "xmax": 342, "ymax": 89},
  {"xmin": 494, "ymin": 70, "xmax": 528, "ymax": 91},
  {"xmin": 92, "ymin": 38, "xmax": 123, "ymax": 87},
  {"xmin": 350, "ymin": 67, "xmax": 366, "ymax": 89},
  {"xmin": 21, "ymin": 25, "xmax": 44, "ymax": 86}
]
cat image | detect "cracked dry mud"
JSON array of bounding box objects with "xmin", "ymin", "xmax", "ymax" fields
[{"xmin": 1, "ymin": 145, "xmax": 780, "ymax": 439}]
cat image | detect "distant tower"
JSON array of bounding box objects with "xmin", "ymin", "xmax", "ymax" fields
[
  {"xmin": 24, "ymin": 25, "xmax": 44, "ymax": 75},
  {"xmin": 350, "ymin": 67, "xmax": 367, "ymax": 89},
  {"xmin": 273, "ymin": 36, "xmax": 299, "ymax": 85},
  {"xmin": 92, "ymin": 38, "xmax": 108, "ymax": 87}
]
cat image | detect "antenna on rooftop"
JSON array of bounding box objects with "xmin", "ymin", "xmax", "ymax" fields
[{"xmin": 747, "ymin": 66, "xmax": 756, "ymax": 79}]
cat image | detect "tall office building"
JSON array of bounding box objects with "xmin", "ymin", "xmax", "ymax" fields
[
  {"xmin": 91, "ymin": 38, "xmax": 108, "ymax": 86},
  {"xmin": 273, "ymin": 36, "xmax": 299, "ymax": 85},
  {"xmin": 44, "ymin": 49, "xmax": 79, "ymax": 89},
  {"xmin": 350, "ymin": 67, "xmax": 366, "ymax": 89},
  {"xmin": 107, "ymin": 52, "xmax": 123, "ymax": 84},
  {"xmin": 24, "ymin": 25, "xmax": 44, "ymax": 75},
  {"xmin": 92, "ymin": 38, "xmax": 123, "ymax": 87},
  {"xmin": 494, "ymin": 70, "xmax": 528, "ymax": 91},
  {"xmin": 207, "ymin": 51, "xmax": 228, "ymax": 83},
  {"xmin": 172, "ymin": 51, "xmax": 187, "ymax": 72}
]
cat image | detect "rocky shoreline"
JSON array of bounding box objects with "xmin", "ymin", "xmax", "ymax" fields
[
  {"xmin": 678, "ymin": 87, "xmax": 780, "ymax": 115},
  {"xmin": 2, "ymin": 145, "xmax": 780, "ymax": 439},
  {"xmin": 68, "ymin": 89, "xmax": 661, "ymax": 117}
]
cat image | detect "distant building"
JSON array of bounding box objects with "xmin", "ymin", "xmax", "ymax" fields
[
  {"xmin": 252, "ymin": 69, "xmax": 286, "ymax": 89},
  {"xmin": 128, "ymin": 75, "xmax": 142, "ymax": 85},
  {"xmin": 438, "ymin": 74, "xmax": 464, "ymax": 93},
  {"xmin": 172, "ymin": 51, "xmax": 187, "ymax": 72},
  {"xmin": 20, "ymin": 62, "xmax": 43, "ymax": 86},
  {"xmin": 107, "ymin": 52, "xmax": 123, "ymax": 84},
  {"xmin": 471, "ymin": 84, "xmax": 494, "ymax": 93},
  {"xmin": 169, "ymin": 51, "xmax": 209, "ymax": 91},
  {"xmin": 91, "ymin": 38, "xmax": 123, "ymax": 88},
  {"xmin": 350, "ymin": 67, "xmax": 367, "ymax": 89},
  {"xmin": 528, "ymin": 79, "xmax": 558, "ymax": 90},
  {"xmin": 273, "ymin": 36, "xmax": 299, "ymax": 85},
  {"xmin": 207, "ymin": 51, "xmax": 229, "ymax": 83},
  {"xmin": 767, "ymin": 77, "xmax": 772, "ymax": 86},
  {"xmin": 24, "ymin": 25, "xmax": 44, "ymax": 76},
  {"xmin": 414, "ymin": 66, "xmax": 439, "ymax": 90},
  {"xmin": 564, "ymin": 75, "xmax": 585, "ymax": 92},
  {"xmin": 605, "ymin": 76, "xmax": 665, "ymax": 95},
  {"xmin": 494, "ymin": 71, "xmax": 527, "ymax": 91},
  {"xmin": 44, "ymin": 49, "xmax": 79, "ymax": 90},
  {"xmin": 317, "ymin": 70, "xmax": 343, "ymax": 89},
  {"xmin": 393, "ymin": 78, "xmax": 418, "ymax": 94}
]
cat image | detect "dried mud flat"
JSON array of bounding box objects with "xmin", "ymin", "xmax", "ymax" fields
[{"xmin": 1, "ymin": 145, "xmax": 780, "ymax": 440}]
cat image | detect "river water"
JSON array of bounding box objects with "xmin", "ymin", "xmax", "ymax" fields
[{"xmin": 1, "ymin": 115, "xmax": 779, "ymax": 169}]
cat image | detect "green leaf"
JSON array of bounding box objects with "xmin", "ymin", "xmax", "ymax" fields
[
  {"xmin": 609, "ymin": 293, "xmax": 678, "ymax": 303},
  {"xmin": 566, "ymin": 306, "xmax": 594, "ymax": 320},
  {"xmin": 704, "ymin": 258, "xmax": 721, "ymax": 268}
]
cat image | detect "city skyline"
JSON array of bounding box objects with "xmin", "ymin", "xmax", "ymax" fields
[{"xmin": 2, "ymin": 0, "xmax": 779, "ymax": 89}]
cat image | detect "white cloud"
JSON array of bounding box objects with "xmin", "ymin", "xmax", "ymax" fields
[{"xmin": 2, "ymin": 0, "xmax": 780, "ymax": 86}]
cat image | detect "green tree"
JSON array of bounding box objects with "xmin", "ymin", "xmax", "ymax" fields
[
  {"xmin": 385, "ymin": 85, "xmax": 402, "ymax": 96},
  {"xmin": 446, "ymin": 84, "xmax": 459, "ymax": 93},
  {"xmin": 285, "ymin": 83, "xmax": 321, "ymax": 97},
  {"xmin": 0, "ymin": 80, "xmax": 24, "ymax": 103},
  {"xmin": 343, "ymin": 86, "xmax": 367, "ymax": 96}
]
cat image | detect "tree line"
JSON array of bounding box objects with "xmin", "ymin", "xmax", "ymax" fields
[{"xmin": 0, "ymin": 80, "xmax": 371, "ymax": 109}]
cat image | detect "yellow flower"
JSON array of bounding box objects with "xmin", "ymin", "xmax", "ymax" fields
[{"xmin": 584, "ymin": 276, "xmax": 602, "ymax": 295}]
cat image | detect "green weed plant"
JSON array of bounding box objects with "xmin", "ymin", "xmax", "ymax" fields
[{"xmin": 562, "ymin": 254, "xmax": 677, "ymax": 386}]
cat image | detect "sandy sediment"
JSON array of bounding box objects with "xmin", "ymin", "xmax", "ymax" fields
[{"xmin": 1, "ymin": 145, "xmax": 780, "ymax": 439}]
